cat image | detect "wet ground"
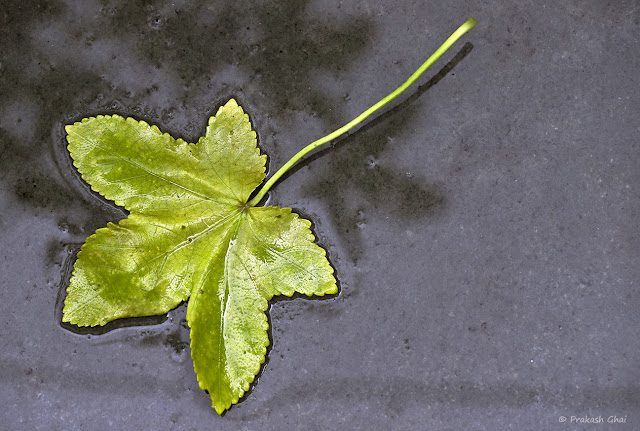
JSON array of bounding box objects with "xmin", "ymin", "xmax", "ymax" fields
[{"xmin": 1, "ymin": 1, "xmax": 639, "ymax": 430}]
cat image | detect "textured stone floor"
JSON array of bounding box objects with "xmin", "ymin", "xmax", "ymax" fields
[{"xmin": 1, "ymin": 1, "xmax": 638, "ymax": 430}]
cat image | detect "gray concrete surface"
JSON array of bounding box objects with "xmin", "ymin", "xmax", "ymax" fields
[{"xmin": 1, "ymin": 1, "xmax": 638, "ymax": 430}]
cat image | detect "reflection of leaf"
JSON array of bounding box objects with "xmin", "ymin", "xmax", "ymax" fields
[{"xmin": 62, "ymin": 99, "xmax": 337, "ymax": 413}]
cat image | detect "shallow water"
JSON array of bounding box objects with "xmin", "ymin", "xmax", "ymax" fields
[{"xmin": 1, "ymin": 1, "xmax": 639, "ymax": 430}]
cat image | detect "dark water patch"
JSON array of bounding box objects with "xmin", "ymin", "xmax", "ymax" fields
[
  {"xmin": 0, "ymin": 0, "xmax": 65, "ymax": 36},
  {"xmin": 112, "ymin": 0, "xmax": 375, "ymax": 128},
  {"xmin": 13, "ymin": 172, "xmax": 75, "ymax": 210},
  {"xmin": 59, "ymin": 314, "xmax": 170, "ymax": 337},
  {"xmin": 137, "ymin": 325, "xmax": 190, "ymax": 363},
  {"xmin": 1, "ymin": 68, "xmax": 117, "ymax": 214}
]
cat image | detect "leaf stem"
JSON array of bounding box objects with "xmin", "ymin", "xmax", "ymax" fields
[{"xmin": 248, "ymin": 17, "xmax": 477, "ymax": 207}]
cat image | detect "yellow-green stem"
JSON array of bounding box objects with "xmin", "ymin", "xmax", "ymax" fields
[{"xmin": 248, "ymin": 17, "xmax": 476, "ymax": 207}]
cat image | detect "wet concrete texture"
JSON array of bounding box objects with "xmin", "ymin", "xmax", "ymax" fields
[{"xmin": 1, "ymin": 0, "xmax": 639, "ymax": 430}]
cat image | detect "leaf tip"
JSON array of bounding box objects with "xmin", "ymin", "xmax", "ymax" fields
[
  {"xmin": 213, "ymin": 404, "xmax": 228, "ymax": 415},
  {"xmin": 60, "ymin": 304, "xmax": 90, "ymax": 327}
]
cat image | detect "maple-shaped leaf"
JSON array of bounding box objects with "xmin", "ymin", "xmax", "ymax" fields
[
  {"xmin": 61, "ymin": 17, "xmax": 477, "ymax": 415},
  {"xmin": 62, "ymin": 99, "xmax": 337, "ymax": 413}
]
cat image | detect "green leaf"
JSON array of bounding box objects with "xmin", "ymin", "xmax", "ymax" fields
[
  {"xmin": 63, "ymin": 99, "xmax": 337, "ymax": 413},
  {"xmin": 62, "ymin": 18, "xmax": 477, "ymax": 414}
]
